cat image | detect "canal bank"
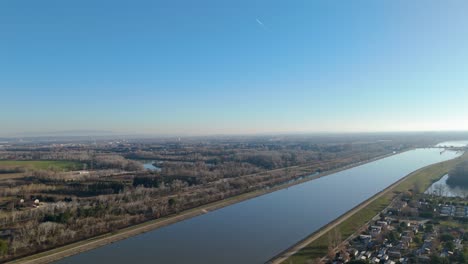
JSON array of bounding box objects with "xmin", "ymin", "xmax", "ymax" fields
[
  {"xmin": 9, "ymin": 151, "xmax": 402, "ymax": 264},
  {"xmin": 9, "ymin": 149, "xmax": 461, "ymax": 264},
  {"xmin": 272, "ymin": 151, "xmax": 467, "ymax": 264}
]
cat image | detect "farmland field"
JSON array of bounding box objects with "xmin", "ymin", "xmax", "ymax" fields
[{"xmin": 0, "ymin": 160, "xmax": 82, "ymax": 179}]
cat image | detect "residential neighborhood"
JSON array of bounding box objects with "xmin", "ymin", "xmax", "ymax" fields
[{"xmin": 329, "ymin": 192, "xmax": 468, "ymax": 264}]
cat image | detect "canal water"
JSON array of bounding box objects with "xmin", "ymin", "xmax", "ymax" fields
[{"xmin": 56, "ymin": 148, "xmax": 461, "ymax": 264}]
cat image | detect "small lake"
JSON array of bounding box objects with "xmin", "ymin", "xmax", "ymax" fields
[
  {"xmin": 142, "ymin": 161, "xmax": 161, "ymax": 172},
  {"xmin": 425, "ymin": 174, "xmax": 468, "ymax": 198},
  {"xmin": 436, "ymin": 140, "xmax": 468, "ymax": 148},
  {"xmin": 56, "ymin": 149, "xmax": 461, "ymax": 264}
]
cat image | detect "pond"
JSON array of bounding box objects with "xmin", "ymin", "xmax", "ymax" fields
[
  {"xmin": 425, "ymin": 174, "xmax": 468, "ymax": 198},
  {"xmin": 142, "ymin": 161, "xmax": 161, "ymax": 172}
]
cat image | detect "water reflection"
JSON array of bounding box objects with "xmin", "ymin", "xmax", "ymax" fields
[
  {"xmin": 56, "ymin": 149, "xmax": 461, "ymax": 264},
  {"xmin": 425, "ymin": 174, "xmax": 468, "ymax": 198},
  {"xmin": 436, "ymin": 140, "xmax": 468, "ymax": 148},
  {"xmin": 143, "ymin": 161, "xmax": 161, "ymax": 172}
]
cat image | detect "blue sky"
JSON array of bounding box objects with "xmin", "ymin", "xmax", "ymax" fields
[{"xmin": 1, "ymin": 0, "xmax": 468, "ymax": 136}]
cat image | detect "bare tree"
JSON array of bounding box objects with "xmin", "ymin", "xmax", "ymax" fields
[{"xmin": 434, "ymin": 184, "xmax": 447, "ymax": 197}]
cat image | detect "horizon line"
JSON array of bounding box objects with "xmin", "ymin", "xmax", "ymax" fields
[{"xmin": 1, "ymin": 129, "xmax": 468, "ymax": 139}]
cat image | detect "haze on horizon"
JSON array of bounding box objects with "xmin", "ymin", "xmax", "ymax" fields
[{"xmin": 2, "ymin": 0, "xmax": 468, "ymax": 137}]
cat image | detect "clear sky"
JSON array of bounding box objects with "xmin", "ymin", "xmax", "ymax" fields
[{"xmin": 2, "ymin": 0, "xmax": 468, "ymax": 136}]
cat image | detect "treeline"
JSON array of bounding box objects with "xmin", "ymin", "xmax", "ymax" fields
[
  {"xmin": 0, "ymin": 151, "xmax": 144, "ymax": 172},
  {"xmin": 447, "ymin": 161, "xmax": 468, "ymax": 188},
  {"xmin": 0, "ymin": 167, "xmax": 25, "ymax": 174},
  {"xmin": 91, "ymin": 155, "xmax": 143, "ymax": 171},
  {"xmin": 133, "ymin": 176, "xmax": 197, "ymax": 188},
  {"xmin": 0, "ymin": 139, "xmax": 408, "ymax": 261},
  {"xmin": 0, "ymin": 146, "xmax": 393, "ymax": 261}
]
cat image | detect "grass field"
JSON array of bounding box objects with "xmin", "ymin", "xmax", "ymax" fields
[
  {"xmin": 283, "ymin": 153, "xmax": 467, "ymax": 263},
  {"xmin": 0, "ymin": 160, "xmax": 81, "ymax": 171},
  {"xmin": 0, "ymin": 161, "xmax": 82, "ymax": 179}
]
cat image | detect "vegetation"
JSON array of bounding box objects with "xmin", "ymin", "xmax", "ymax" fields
[
  {"xmin": 283, "ymin": 152, "xmax": 468, "ymax": 263},
  {"xmin": 0, "ymin": 135, "xmax": 458, "ymax": 262},
  {"xmin": 0, "ymin": 135, "xmax": 412, "ymax": 261},
  {"xmin": 447, "ymin": 160, "xmax": 468, "ymax": 188},
  {"xmin": 0, "ymin": 160, "xmax": 81, "ymax": 172},
  {"xmin": 0, "ymin": 240, "xmax": 7, "ymax": 257}
]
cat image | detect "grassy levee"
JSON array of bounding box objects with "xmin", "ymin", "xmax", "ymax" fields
[{"xmin": 281, "ymin": 152, "xmax": 467, "ymax": 264}]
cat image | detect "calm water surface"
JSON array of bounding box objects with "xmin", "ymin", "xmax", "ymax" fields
[
  {"xmin": 436, "ymin": 140, "xmax": 468, "ymax": 147},
  {"xmin": 142, "ymin": 161, "xmax": 161, "ymax": 172},
  {"xmin": 426, "ymin": 174, "xmax": 468, "ymax": 198},
  {"xmin": 56, "ymin": 149, "xmax": 461, "ymax": 264}
]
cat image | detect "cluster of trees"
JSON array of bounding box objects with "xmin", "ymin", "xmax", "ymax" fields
[
  {"xmin": 31, "ymin": 169, "xmax": 126, "ymax": 183},
  {"xmin": 133, "ymin": 176, "xmax": 161, "ymax": 188},
  {"xmin": 0, "ymin": 148, "xmax": 143, "ymax": 172},
  {"xmin": 0, "ymin": 149, "xmax": 92, "ymax": 162},
  {"xmin": 0, "ymin": 139, "xmax": 409, "ymax": 261},
  {"xmin": 429, "ymin": 250, "xmax": 467, "ymax": 263},
  {"xmin": 155, "ymin": 143, "xmax": 393, "ymax": 183},
  {"xmin": 0, "ymin": 167, "xmax": 25, "ymax": 174},
  {"xmin": 0, "ymin": 147, "xmax": 383, "ymax": 259},
  {"xmin": 161, "ymin": 161, "xmax": 260, "ymax": 181},
  {"xmin": 447, "ymin": 161, "xmax": 468, "ymax": 188},
  {"xmin": 0, "ymin": 164, "xmax": 298, "ymax": 259},
  {"xmin": 92, "ymin": 155, "xmax": 144, "ymax": 171}
]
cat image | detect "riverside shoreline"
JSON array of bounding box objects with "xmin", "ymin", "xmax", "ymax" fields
[
  {"xmin": 9, "ymin": 150, "xmax": 405, "ymax": 264},
  {"xmin": 268, "ymin": 152, "xmax": 465, "ymax": 264}
]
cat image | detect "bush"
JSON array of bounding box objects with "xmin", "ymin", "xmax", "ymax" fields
[
  {"xmin": 0, "ymin": 239, "xmax": 8, "ymax": 256},
  {"xmin": 43, "ymin": 210, "xmax": 72, "ymax": 224},
  {"xmin": 133, "ymin": 176, "xmax": 161, "ymax": 188},
  {"xmin": 441, "ymin": 233, "xmax": 454, "ymax": 242}
]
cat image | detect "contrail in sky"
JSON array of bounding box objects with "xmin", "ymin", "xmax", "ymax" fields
[{"xmin": 256, "ymin": 18, "xmax": 264, "ymax": 27}]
